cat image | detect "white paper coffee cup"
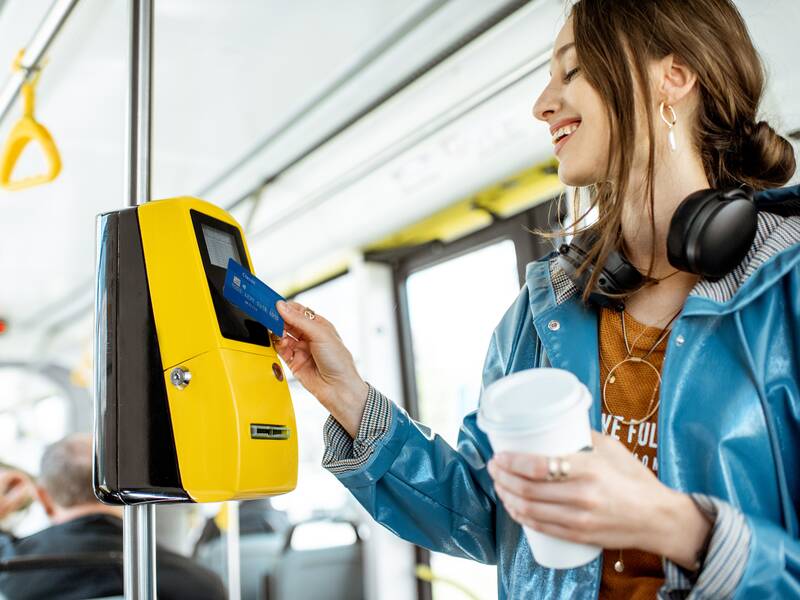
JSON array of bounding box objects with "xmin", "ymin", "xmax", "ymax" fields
[{"xmin": 478, "ymin": 368, "xmax": 601, "ymax": 570}]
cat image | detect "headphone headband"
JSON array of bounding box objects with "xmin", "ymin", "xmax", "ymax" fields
[{"xmin": 558, "ymin": 185, "xmax": 785, "ymax": 307}]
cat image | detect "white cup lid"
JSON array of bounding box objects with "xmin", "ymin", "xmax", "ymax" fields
[{"xmin": 477, "ymin": 368, "xmax": 591, "ymax": 434}]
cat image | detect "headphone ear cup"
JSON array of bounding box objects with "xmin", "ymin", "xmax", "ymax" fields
[
  {"xmin": 557, "ymin": 230, "xmax": 645, "ymax": 304},
  {"xmin": 668, "ymin": 188, "xmax": 757, "ymax": 279},
  {"xmin": 667, "ymin": 189, "xmax": 718, "ymax": 273}
]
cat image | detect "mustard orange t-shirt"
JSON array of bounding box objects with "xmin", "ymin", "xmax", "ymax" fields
[{"xmin": 598, "ymin": 307, "xmax": 668, "ymax": 600}]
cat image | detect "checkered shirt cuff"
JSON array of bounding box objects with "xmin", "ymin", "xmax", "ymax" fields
[
  {"xmin": 322, "ymin": 383, "xmax": 393, "ymax": 475},
  {"xmin": 659, "ymin": 494, "xmax": 751, "ymax": 600}
]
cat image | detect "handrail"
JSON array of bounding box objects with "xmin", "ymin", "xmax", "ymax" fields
[
  {"xmin": 0, "ymin": 50, "xmax": 62, "ymax": 190},
  {"xmin": 0, "ymin": 552, "xmax": 123, "ymax": 572},
  {"xmin": 0, "ymin": 0, "xmax": 79, "ymax": 127},
  {"xmin": 199, "ymin": 0, "xmax": 535, "ymax": 206},
  {"xmin": 281, "ymin": 516, "xmax": 363, "ymax": 554}
]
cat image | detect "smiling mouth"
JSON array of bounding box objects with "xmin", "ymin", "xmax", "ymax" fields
[{"xmin": 552, "ymin": 121, "xmax": 581, "ymax": 146}]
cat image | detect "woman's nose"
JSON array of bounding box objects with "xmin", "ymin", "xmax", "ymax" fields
[{"xmin": 532, "ymin": 82, "xmax": 560, "ymax": 123}]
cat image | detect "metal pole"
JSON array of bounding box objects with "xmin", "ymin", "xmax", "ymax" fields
[
  {"xmin": 226, "ymin": 502, "xmax": 241, "ymax": 600},
  {"xmin": 126, "ymin": 0, "xmax": 153, "ymax": 208},
  {"xmin": 124, "ymin": 504, "xmax": 156, "ymax": 599},
  {"xmin": 0, "ymin": 0, "xmax": 80, "ymax": 126},
  {"xmin": 123, "ymin": 1, "xmax": 154, "ymax": 599}
]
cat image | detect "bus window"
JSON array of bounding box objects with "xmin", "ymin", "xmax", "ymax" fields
[
  {"xmin": 269, "ymin": 273, "xmax": 358, "ymax": 526},
  {"xmin": 0, "ymin": 368, "xmax": 71, "ymax": 473},
  {"xmin": 405, "ymin": 238, "xmax": 520, "ymax": 600}
]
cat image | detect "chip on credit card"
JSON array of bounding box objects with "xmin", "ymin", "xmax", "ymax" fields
[{"xmin": 222, "ymin": 258, "xmax": 285, "ymax": 337}]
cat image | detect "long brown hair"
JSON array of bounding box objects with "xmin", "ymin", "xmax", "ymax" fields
[{"xmin": 565, "ymin": 0, "xmax": 796, "ymax": 302}]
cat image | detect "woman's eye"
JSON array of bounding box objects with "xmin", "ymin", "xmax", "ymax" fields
[{"xmin": 564, "ymin": 67, "xmax": 580, "ymax": 83}]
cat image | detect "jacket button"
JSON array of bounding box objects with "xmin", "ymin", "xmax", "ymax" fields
[
  {"xmin": 675, "ymin": 334, "xmax": 685, "ymax": 346},
  {"xmin": 548, "ymin": 320, "xmax": 560, "ymax": 331}
]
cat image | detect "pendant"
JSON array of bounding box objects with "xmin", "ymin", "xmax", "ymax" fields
[
  {"xmin": 668, "ymin": 129, "xmax": 677, "ymax": 152},
  {"xmin": 602, "ymin": 357, "xmax": 663, "ymax": 426},
  {"xmin": 614, "ymin": 560, "xmax": 624, "ymax": 573}
]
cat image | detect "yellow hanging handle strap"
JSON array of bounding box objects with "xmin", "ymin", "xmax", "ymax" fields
[
  {"xmin": 415, "ymin": 565, "xmax": 483, "ymax": 600},
  {"xmin": 0, "ymin": 49, "xmax": 62, "ymax": 191}
]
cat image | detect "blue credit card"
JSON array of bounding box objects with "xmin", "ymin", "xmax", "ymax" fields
[{"xmin": 222, "ymin": 258, "xmax": 285, "ymax": 337}]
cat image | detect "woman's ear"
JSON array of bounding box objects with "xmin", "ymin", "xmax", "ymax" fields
[{"xmin": 654, "ymin": 54, "xmax": 698, "ymax": 107}]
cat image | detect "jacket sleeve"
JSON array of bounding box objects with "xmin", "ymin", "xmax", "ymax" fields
[
  {"xmin": 659, "ymin": 495, "xmax": 752, "ymax": 600},
  {"xmin": 729, "ymin": 512, "xmax": 800, "ymax": 598},
  {"xmin": 319, "ymin": 286, "xmax": 530, "ymax": 564},
  {"xmin": 715, "ymin": 268, "xmax": 800, "ymax": 599},
  {"xmin": 323, "ymin": 385, "xmax": 497, "ymax": 563},
  {"xmin": 661, "ymin": 492, "xmax": 800, "ymax": 600}
]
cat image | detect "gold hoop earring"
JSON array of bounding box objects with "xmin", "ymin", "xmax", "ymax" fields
[{"xmin": 659, "ymin": 102, "xmax": 677, "ymax": 152}]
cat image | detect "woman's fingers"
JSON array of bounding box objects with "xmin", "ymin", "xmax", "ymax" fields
[
  {"xmin": 282, "ymin": 301, "xmax": 342, "ymax": 339},
  {"xmin": 277, "ymin": 301, "xmax": 330, "ymax": 340},
  {"xmin": 494, "ymin": 481, "xmax": 585, "ymax": 531},
  {"xmin": 287, "ymin": 342, "xmax": 314, "ymax": 373},
  {"xmin": 271, "ymin": 299, "xmax": 364, "ymax": 416},
  {"xmin": 270, "ymin": 333, "xmax": 290, "ymax": 363},
  {"xmin": 493, "ymin": 451, "xmax": 595, "ymax": 482},
  {"xmin": 488, "ymin": 460, "xmax": 589, "ymax": 504},
  {"xmin": 285, "ymin": 300, "xmax": 329, "ymax": 323},
  {"xmin": 271, "ymin": 333, "xmax": 312, "ymax": 371},
  {"xmin": 271, "ymin": 301, "xmax": 319, "ymax": 346}
]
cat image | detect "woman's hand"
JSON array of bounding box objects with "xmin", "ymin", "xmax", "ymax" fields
[
  {"xmin": 487, "ymin": 431, "xmax": 712, "ymax": 569},
  {"xmin": 0, "ymin": 469, "xmax": 36, "ymax": 520},
  {"xmin": 273, "ymin": 300, "xmax": 369, "ymax": 437}
]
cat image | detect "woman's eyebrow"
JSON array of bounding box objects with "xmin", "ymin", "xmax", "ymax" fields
[{"xmin": 554, "ymin": 42, "xmax": 576, "ymax": 61}]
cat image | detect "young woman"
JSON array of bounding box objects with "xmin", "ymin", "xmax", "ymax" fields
[{"xmin": 271, "ymin": 0, "xmax": 799, "ymax": 597}]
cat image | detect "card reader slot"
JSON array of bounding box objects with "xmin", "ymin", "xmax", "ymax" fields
[{"xmin": 250, "ymin": 424, "xmax": 291, "ymax": 440}]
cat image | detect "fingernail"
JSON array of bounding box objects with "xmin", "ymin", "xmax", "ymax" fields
[
  {"xmin": 276, "ymin": 301, "xmax": 287, "ymax": 311},
  {"xmin": 495, "ymin": 453, "xmax": 508, "ymax": 467}
]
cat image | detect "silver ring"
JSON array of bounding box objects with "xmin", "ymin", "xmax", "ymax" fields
[
  {"xmin": 558, "ymin": 458, "xmax": 571, "ymax": 480},
  {"xmin": 547, "ymin": 457, "xmax": 570, "ymax": 481},
  {"xmin": 304, "ymin": 308, "xmax": 316, "ymax": 321},
  {"xmin": 547, "ymin": 457, "xmax": 560, "ymax": 481}
]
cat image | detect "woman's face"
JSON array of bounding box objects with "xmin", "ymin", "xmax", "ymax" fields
[{"xmin": 533, "ymin": 18, "xmax": 611, "ymax": 187}]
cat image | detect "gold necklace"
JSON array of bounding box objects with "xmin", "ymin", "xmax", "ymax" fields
[
  {"xmin": 603, "ymin": 307, "xmax": 680, "ymax": 573},
  {"xmin": 602, "ymin": 309, "xmax": 679, "ymax": 426}
]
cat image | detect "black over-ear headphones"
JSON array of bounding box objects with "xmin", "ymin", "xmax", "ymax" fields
[{"xmin": 557, "ymin": 187, "xmax": 760, "ymax": 309}]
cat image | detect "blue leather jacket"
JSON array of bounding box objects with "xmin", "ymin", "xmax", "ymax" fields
[{"xmin": 323, "ymin": 185, "xmax": 800, "ymax": 599}]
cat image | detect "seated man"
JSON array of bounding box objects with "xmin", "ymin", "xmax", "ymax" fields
[
  {"xmin": 0, "ymin": 434, "xmax": 225, "ymax": 600},
  {"xmin": 193, "ymin": 497, "xmax": 291, "ymax": 554}
]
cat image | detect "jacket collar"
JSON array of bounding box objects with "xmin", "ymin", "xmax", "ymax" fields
[
  {"xmin": 527, "ymin": 258, "xmax": 602, "ymax": 428},
  {"xmin": 534, "ymin": 184, "xmax": 800, "ymax": 316}
]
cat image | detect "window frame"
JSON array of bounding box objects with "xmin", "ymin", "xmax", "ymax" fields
[{"xmin": 366, "ymin": 198, "xmax": 562, "ymax": 600}]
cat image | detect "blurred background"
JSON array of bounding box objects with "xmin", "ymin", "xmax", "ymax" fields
[{"xmin": 0, "ymin": 1, "xmax": 797, "ymax": 599}]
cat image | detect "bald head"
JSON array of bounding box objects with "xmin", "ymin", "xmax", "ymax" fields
[{"xmin": 39, "ymin": 433, "xmax": 97, "ymax": 509}]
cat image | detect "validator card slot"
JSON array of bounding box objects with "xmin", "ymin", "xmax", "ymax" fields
[{"xmin": 250, "ymin": 424, "xmax": 291, "ymax": 440}]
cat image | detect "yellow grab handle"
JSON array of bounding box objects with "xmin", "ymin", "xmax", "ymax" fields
[
  {"xmin": 414, "ymin": 565, "xmax": 483, "ymax": 600},
  {"xmin": 0, "ymin": 82, "xmax": 62, "ymax": 191}
]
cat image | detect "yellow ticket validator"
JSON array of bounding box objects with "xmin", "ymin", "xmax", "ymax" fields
[{"xmin": 94, "ymin": 197, "xmax": 298, "ymax": 504}]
